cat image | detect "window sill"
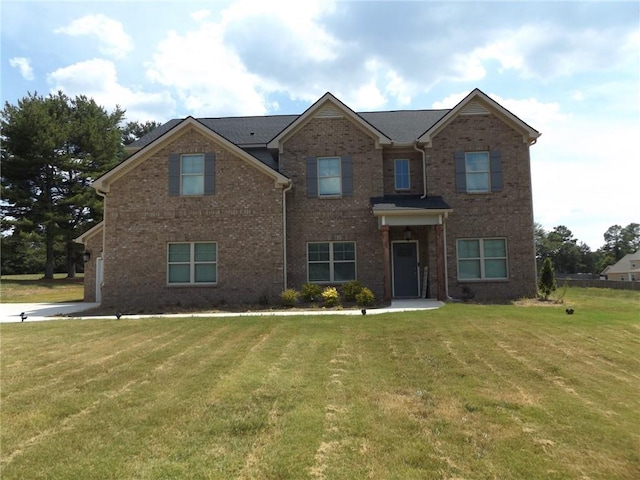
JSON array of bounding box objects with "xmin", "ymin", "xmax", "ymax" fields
[
  {"xmin": 167, "ymin": 283, "xmax": 218, "ymax": 287},
  {"xmin": 457, "ymin": 278, "xmax": 509, "ymax": 283}
]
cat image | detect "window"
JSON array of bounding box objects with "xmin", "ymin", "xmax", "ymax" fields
[
  {"xmin": 168, "ymin": 242, "xmax": 217, "ymax": 284},
  {"xmin": 181, "ymin": 154, "xmax": 205, "ymax": 195},
  {"xmin": 394, "ymin": 159, "xmax": 410, "ymax": 190},
  {"xmin": 306, "ymin": 156, "xmax": 353, "ymax": 198},
  {"xmin": 318, "ymin": 157, "xmax": 342, "ymax": 196},
  {"xmin": 454, "ymin": 150, "xmax": 502, "ymax": 194},
  {"xmin": 308, "ymin": 242, "xmax": 356, "ymax": 282},
  {"xmin": 465, "ymin": 152, "xmax": 490, "ymax": 193},
  {"xmin": 168, "ymin": 152, "xmax": 215, "ymax": 197},
  {"xmin": 457, "ymin": 238, "xmax": 507, "ymax": 280}
]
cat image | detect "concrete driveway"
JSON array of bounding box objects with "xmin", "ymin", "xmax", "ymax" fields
[{"xmin": 0, "ymin": 302, "xmax": 101, "ymax": 323}]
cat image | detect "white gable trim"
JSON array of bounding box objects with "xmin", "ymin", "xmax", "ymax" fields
[
  {"xmin": 417, "ymin": 89, "xmax": 541, "ymax": 147},
  {"xmin": 93, "ymin": 117, "xmax": 290, "ymax": 192},
  {"xmin": 266, "ymin": 92, "xmax": 392, "ymax": 153}
]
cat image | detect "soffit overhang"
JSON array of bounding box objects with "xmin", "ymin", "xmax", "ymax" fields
[
  {"xmin": 93, "ymin": 117, "xmax": 290, "ymax": 193},
  {"xmin": 74, "ymin": 221, "xmax": 104, "ymax": 244},
  {"xmin": 266, "ymin": 92, "xmax": 392, "ymax": 153},
  {"xmin": 417, "ymin": 88, "xmax": 541, "ymax": 147}
]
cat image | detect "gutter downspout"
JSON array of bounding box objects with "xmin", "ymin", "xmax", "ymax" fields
[
  {"xmin": 413, "ymin": 143, "xmax": 427, "ymax": 199},
  {"xmin": 96, "ymin": 189, "xmax": 107, "ymax": 303},
  {"xmin": 96, "ymin": 190, "xmax": 107, "ymax": 257},
  {"xmin": 282, "ymin": 181, "xmax": 293, "ymax": 290}
]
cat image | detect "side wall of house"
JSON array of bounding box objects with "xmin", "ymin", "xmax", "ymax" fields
[
  {"xmin": 428, "ymin": 113, "xmax": 537, "ymax": 300},
  {"xmin": 279, "ymin": 117, "xmax": 386, "ymax": 298},
  {"xmin": 101, "ymin": 128, "xmax": 285, "ymax": 310}
]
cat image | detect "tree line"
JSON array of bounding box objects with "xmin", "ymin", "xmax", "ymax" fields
[
  {"xmin": 1, "ymin": 92, "xmax": 160, "ymax": 277},
  {"xmin": 535, "ymin": 223, "xmax": 639, "ymax": 276},
  {"xmin": 2, "ymin": 92, "xmax": 638, "ymax": 278}
]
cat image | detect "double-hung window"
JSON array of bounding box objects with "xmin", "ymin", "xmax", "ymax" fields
[
  {"xmin": 394, "ymin": 159, "xmax": 410, "ymax": 190},
  {"xmin": 457, "ymin": 238, "xmax": 507, "ymax": 280},
  {"xmin": 454, "ymin": 150, "xmax": 502, "ymax": 194},
  {"xmin": 317, "ymin": 157, "xmax": 342, "ymax": 196},
  {"xmin": 168, "ymin": 242, "xmax": 217, "ymax": 284},
  {"xmin": 168, "ymin": 152, "xmax": 215, "ymax": 197},
  {"xmin": 181, "ymin": 154, "xmax": 205, "ymax": 195},
  {"xmin": 308, "ymin": 242, "xmax": 356, "ymax": 282},
  {"xmin": 465, "ymin": 152, "xmax": 490, "ymax": 193}
]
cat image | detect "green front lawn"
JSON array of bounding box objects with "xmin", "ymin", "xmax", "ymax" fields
[
  {"xmin": 0, "ymin": 274, "xmax": 84, "ymax": 303},
  {"xmin": 1, "ymin": 288, "xmax": 639, "ymax": 479}
]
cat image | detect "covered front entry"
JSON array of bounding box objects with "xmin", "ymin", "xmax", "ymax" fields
[
  {"xmin": 371, "ymin": 195, "xmax": 452, "ymax": 302},
  {"xmin": 392, "ymin": 241, "xmax": 419, "ymax": 297}
]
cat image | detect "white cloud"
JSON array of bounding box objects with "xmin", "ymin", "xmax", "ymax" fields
[
  {"xmin": 9, "ymin": 57, "xmax": 34, "ymax": 80},
  {"xmin": 47, "ymin": 58, "xmax": 176, "ymax": 122},
  {"xmin": 54, "ymin": 14, "xmax": 133, "ymax": 59}
]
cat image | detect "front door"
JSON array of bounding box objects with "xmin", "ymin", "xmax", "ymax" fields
[{"xmin": 392, "ymin": 241, "xmax": 419, "ymax": 297}]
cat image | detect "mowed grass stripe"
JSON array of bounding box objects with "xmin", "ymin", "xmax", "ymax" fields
[{"xmin": 1, "ymin": 288, "xmax": 639, "ymax": 479}]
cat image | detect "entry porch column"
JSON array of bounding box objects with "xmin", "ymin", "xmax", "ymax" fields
[{"xmin": 381, "ymin": 224, "xmax": 391, "ymax": 302}]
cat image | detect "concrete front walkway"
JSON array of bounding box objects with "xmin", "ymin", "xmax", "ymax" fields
[
  {"xmin": 0, "ymin": 302, "xmax": 101, "ymax": 323},
  {"xmin": 0, "ymin": 299, "xmax": 443, "ymax": 323}
]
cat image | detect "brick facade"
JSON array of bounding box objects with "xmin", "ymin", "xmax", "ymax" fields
[
  {"xmin": 78, "ymin": 90, "xmax": 539, "ymax": 308},
  {"xmin": 99, "ymin": 128, "xmax": 285, "ymax": 311}
]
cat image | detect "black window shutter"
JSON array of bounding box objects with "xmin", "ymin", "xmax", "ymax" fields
[
  {"xmin": 168, "ymin": 153, "xmax": 180, "ymax": 196},
  {"xmin": 204, "ymin": 152, "xmax": 215, "ymax": 195},
  {"xmin": 306, "ymin": 157, "xmax": 318, "ymax": 197},
  {"xmin": 490, "ymin": 150, "xmax": 503, "ymax": 192},
  {"xmin": 454, "ymin": 151, "xmax": 466, "ymax": 193},
  {"xmin": 341, "ymin": 156, "xmax": 353, "ymax": 196}
]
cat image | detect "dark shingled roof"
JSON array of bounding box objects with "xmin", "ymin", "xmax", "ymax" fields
[
  {"xmin": 128, "ymin": 109, "xmax": 450, "ymax": 150},
  {"xmin": 370, "ymin": 195, "xmax": 451, "ymax": 210}
]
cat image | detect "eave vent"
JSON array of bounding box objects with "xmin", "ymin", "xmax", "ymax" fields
[
  {"xmin": 461, "ymin": 101, "xmax": 490, "ymax": 116},
  {"xmin": 315, "ymin": 105, "xmax": 343, "ymax": 118}
]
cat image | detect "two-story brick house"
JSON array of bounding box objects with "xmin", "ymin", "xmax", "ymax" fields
[{"xmin": 75, "ymin": 88, "xmax": 540, "ymax": 310}]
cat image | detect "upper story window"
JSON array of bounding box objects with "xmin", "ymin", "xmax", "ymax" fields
[
  {"xmin": 465, "ymin": 152, "xmax": 490, "ymax": 193},
  {"xmin": 454, "ymin": 150, "xmax": 503, "ymax": 194},
  {"xmin": 168, "ymin": 152, "xmax": 215, "ymax": 197},
  {"xmin": 168, "ymin": 242, "xmax": 217, "ymax": 285},
  {"xmin": 306, "ymin": 156, "xmax": 353, "ymax": 198},
  {"xmin": 394, "ymin": 159, "xmax": 410, "ymax": 190},
  {"xmin": 457, "ymin": 238, "xmax": 508, "ymax": 280},
  {"xmin": 181, "ymin": 154, "xmax": 205, "ymax": 195},
  {"xmin": 318, "ymin": 157, "xmax": 342, "ymax": 196}
]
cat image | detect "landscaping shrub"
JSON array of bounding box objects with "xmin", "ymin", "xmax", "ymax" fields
[
  {"xmin": 301, "ymin": 283, "xmax": 323, "ymax": 302},
  {"xmin": 280, "ymin": 288, "xmax": 300, "ymax": 307},
  {"xmin": 341, "ymin": 280, "xmax": 365, "ymax": 302},
  {"xmin": 321, "ymin": 286, "xmax": 340, "ymax": 307},
  {"xmin": 356, "ymin": 287, "xmax": 375, "ymax": 307}
]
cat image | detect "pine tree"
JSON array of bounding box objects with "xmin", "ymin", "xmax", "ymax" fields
[{"xmin": 538, "ymin": 257, "xmax": 557, "ymax": 301}]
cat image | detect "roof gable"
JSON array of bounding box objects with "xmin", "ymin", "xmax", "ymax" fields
[
  {"xmin": 266, "ymin": 92, "xmax": 392, "ymax": 153},
  {"xmin": 417, "ymin": 88, "xmax": 541, "ymax": 146},
  {"xmin": 94, "ymin": 117, "xmax": 290, "ymax": 193}
]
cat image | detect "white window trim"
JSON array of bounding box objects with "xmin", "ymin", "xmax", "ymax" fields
[
  {"xmin": 394, "ymin": 158, "xmax": 411, "ymax": 191},
  {"xmin": 307, "ymin": 241, "xmax": 357, "ymax": 283},
  {"xmin": 456, "ymin": 237, "xmax": 508, "ymax": 281},
  {"xmin": 465, "ymin": 151, "xmax": 491, "ymax": 194},
  {"xmin": 167, "ymin": 241, "xmax": 217, "ymax": 285},
  {"xmin": 317, "ymin": 156, "xmax": 342, "ymax": 197},
  {"xmin": 181, "ymin": 153, "xmax": 205, "ymax": 196}
]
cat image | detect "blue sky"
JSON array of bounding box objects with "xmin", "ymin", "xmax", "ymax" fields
[{"xmin": 2, "ymin": 0, "xmax": 639, "ymax": 250}]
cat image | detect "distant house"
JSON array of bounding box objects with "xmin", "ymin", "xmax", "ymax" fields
[
  {"xmin": 600, "ymin": 251, "xmax": 640, "ymax": 281},
  {"xmin": 75, "ymin": 88, "xmax": 541, "ymax": 310}
]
